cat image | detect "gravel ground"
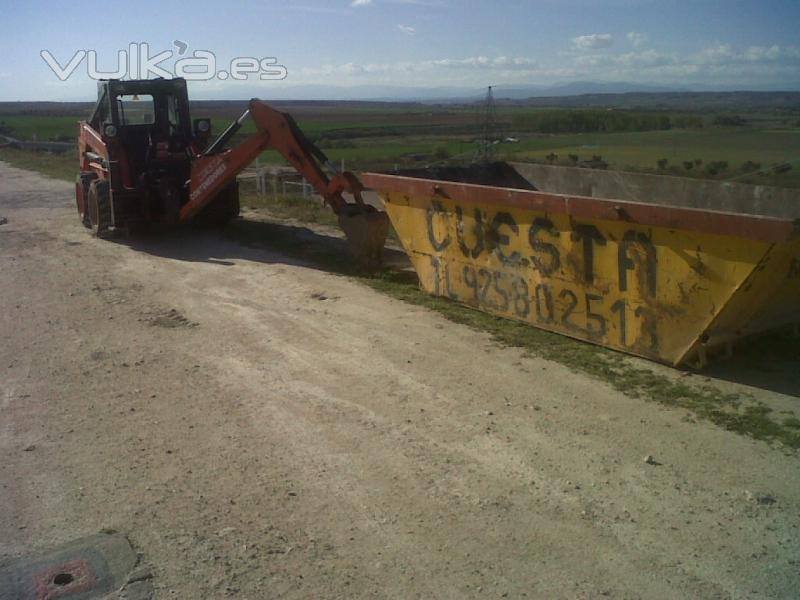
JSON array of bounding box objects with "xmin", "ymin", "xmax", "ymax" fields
[{"xmin": 1, "ymin": 162, "xmax": 798, "ymax": 599}]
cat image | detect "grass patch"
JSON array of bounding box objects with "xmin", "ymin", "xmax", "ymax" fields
[
  {"xmin": 240, "ymin": 186, "xmax": 340, "ymax": 228},
  {"xmin": 0, "ymin": 147, "xmax": 75, "ymax": 181},
  {"xmin": 784, "ymin": 416, "xmax": 800, "ymax": 429}
]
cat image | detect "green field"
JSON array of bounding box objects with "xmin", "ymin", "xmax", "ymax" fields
[
  {"xmin": 0, "ymin": 115, "xmax": 80, "ymax": 141},
  {"xmin": 2, "ymin": 102, "xmax": 800, "ymax": 188}
]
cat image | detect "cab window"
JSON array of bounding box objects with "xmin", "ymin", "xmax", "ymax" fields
[{"xmin": 116, "ymin": 94, "xmax": 154, "ymax": 125}]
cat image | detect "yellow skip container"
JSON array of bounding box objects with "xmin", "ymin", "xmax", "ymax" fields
[{"xmin": 362, "ymin": 163, "xmax": 800, "ymax": 367}]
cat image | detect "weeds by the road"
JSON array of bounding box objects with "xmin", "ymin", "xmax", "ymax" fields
[
  {"xmin": 241, "ymin": 187, "xmax": 340, "ymax": 228},
  {"xmin": 0, "ymin": 147, "xmax": 75, "ymax": 181}
]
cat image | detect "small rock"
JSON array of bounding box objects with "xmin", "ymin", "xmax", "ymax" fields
[
  {"xmin": 643, "ymin": 455, "xmax": 661, "ymax": 466},
  {"xmin": 745, "ymin": 490, "xmax": 776, "ymax": 505},
  {"xmin": 23, "ymin": 444, "xmax": 36, "ymax": 452},
  {"xmin": 0, "ymin": 217, "xmax": 7, "ymax": 226},
  {"xmin": 127, "ymin": 567, "xmax": 154, "ymax": 584},
  {"xmin": 122, "ymin": 578, "xmax": 154, "ymax": 600}
]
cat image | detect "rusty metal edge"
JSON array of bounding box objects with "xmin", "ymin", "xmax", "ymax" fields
[{"xmin": 361, "ymin": 173, "xmax": 798, "ymax": 243}]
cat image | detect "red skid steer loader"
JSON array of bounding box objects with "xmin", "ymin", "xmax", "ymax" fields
[{"xmin": 75, "ymin": 77, "xmax": 388, "ymax": 269}]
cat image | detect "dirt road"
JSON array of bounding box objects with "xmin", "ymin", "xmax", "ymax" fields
[{"xmin": 1, "ymin": 162, "xmax": 798, "ymax": 599}]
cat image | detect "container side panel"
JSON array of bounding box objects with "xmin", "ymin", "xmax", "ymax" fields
[
  {"xmin": 690, "ymin": 238, "xmax": 800, "ymax": 356},
  {"xmin": 383, "ymin": 191, "xmax": 773, "ymax": 365}
]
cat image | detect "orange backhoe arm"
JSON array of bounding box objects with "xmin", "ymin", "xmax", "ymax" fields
[{"xmin": 179, "ymin": 100, "xmax": 365, "ymax": 223}]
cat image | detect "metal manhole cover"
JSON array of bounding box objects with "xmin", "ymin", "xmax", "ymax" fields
[{"xmin": 0, "ymin": 533, "xmax": 150, "ymax": 600}]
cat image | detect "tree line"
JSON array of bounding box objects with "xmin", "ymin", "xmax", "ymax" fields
[{"xmin": 511, "ymin": 110, "xmax": 704, "ymax": 134}]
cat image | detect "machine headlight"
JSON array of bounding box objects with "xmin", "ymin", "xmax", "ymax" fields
[
  {"xmin": 104, "ymin": 124, "xmax": 117, "ymax": 138},
  {"xmin": 196, "ymin": 119, "xmax": 210, "ymax": 133}
]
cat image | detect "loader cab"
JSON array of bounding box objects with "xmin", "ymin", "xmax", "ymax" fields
[{"xmin": 90, "ymin": 78, "xmax": 196, "ymax": 186}]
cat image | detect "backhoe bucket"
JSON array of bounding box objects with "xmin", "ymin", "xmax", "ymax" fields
[
  {"xmin": 338, "ymin": 205, "xmax": 390, "ymax": 272},
  {"xmin": 362, "ymin": 164, "xmax": 800, "ymax": 367}
]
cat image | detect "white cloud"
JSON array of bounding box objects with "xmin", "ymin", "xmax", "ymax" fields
[
  {"xmin": 572, "ymin": 33, "xmax": 613, "ymax": 50},
  {"xmin": 566, "ymin": 43, "xmax": 800, "ymax": 85},
  {"xmin": 296, "ymin": 55, "xmax": 544, "ymax": 84},
  {"xmin": 696, "ymin": 44, "xmax": 735, "ymax": 65},
  {"xmin": 425, "ymin": 56, "xmax": 537, "ymax": 70},
  {"xmin": 627, "ymin": 32, "xmax": 647, "ymax": 48},
  {"xmin": 290, "ymin": 41, "xmax": 799, "ymax": 89},
  {"xmin": 397, "ymin": 24, "xmax": 416, "ymax": 35},
  {"xmin": 742, "ymin": 44, "xmax": 800, "ymax": 63},
  {"xmin": 351, "ymin": 0, "xmax": 372, "ymax": 6},
  {"xmin": 696, "ymin": 44, "xmax": 800, "ymax": 66}
]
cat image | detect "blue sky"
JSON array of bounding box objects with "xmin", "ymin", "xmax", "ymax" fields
[{"xmin": 0, "ymin": 0, "xmax": 798, "ymax": 100}]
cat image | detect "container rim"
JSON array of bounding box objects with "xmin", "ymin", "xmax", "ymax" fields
[{"xmin": 361, "ymin": 172, "xmax": 799, "ymax": 243}]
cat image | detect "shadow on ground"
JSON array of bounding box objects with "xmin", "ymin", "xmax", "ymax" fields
[
  {"xmin": 703, "ymin": 335, "xmax": 800, "ymax": 398},
  {"xmin": 114, "ymin": 216, "xmax": 411, "ymax": 274}
]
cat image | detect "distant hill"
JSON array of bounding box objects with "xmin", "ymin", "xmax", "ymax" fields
[
  {"xmin": 0, "ymin": 101, "xmax": 95, "ymax": 115},
  {"xmin": 511, "ymin": 91, "xmax": 800, "ymax": 111},
  {"xmin": 1, "ymin": 90, "xmax": 798, "ymax": 117},
  {"xmin": 490, "ymin": 81, "xmax": 682, "ymax": 100}
]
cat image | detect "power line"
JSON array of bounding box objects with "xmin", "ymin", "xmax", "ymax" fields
[{"xmin": 475, "ymin": 85, "xmax": 498, "ymax": 163}]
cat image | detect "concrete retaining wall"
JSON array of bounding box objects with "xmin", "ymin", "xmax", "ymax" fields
[{"xmin": 510, "ymin": 162, "xmax": 800, "ymax": 220}]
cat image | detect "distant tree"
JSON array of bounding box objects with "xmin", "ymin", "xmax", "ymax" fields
[
  {"xmin": 713, "ymin": 114, "xmax": 748, "ymax": 127},
  {"xmin": 683, "ymin": 161, "xmax": 694, "ymax": 170},
  {"xmin": 568, "ymin": 153, "xmax": 579, "ymax": 165},
  {"xmin": 546, "ymin": 152, "xmax": 558, "ymax": 164},
  {"xmin": 740, "ymin": 160, "xmax": 761, "ymax": 172},
  {"xmin": 705, "ymin": 161, "xmax": 729, "ymax": 175},
  {"xmin": 694, "ymin": 158, "xmax": 703, "ymax": 168},
  {"xmin": 589, "ymin": 155, "xmax": 608, "ymax": 169},
  {"xmin": 432, "ymin": 145, "xmax": 451, "ymax": 160},
  {"xmin": 657, "ymin": 158, "xmax": 669, "ymax": 170}
]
